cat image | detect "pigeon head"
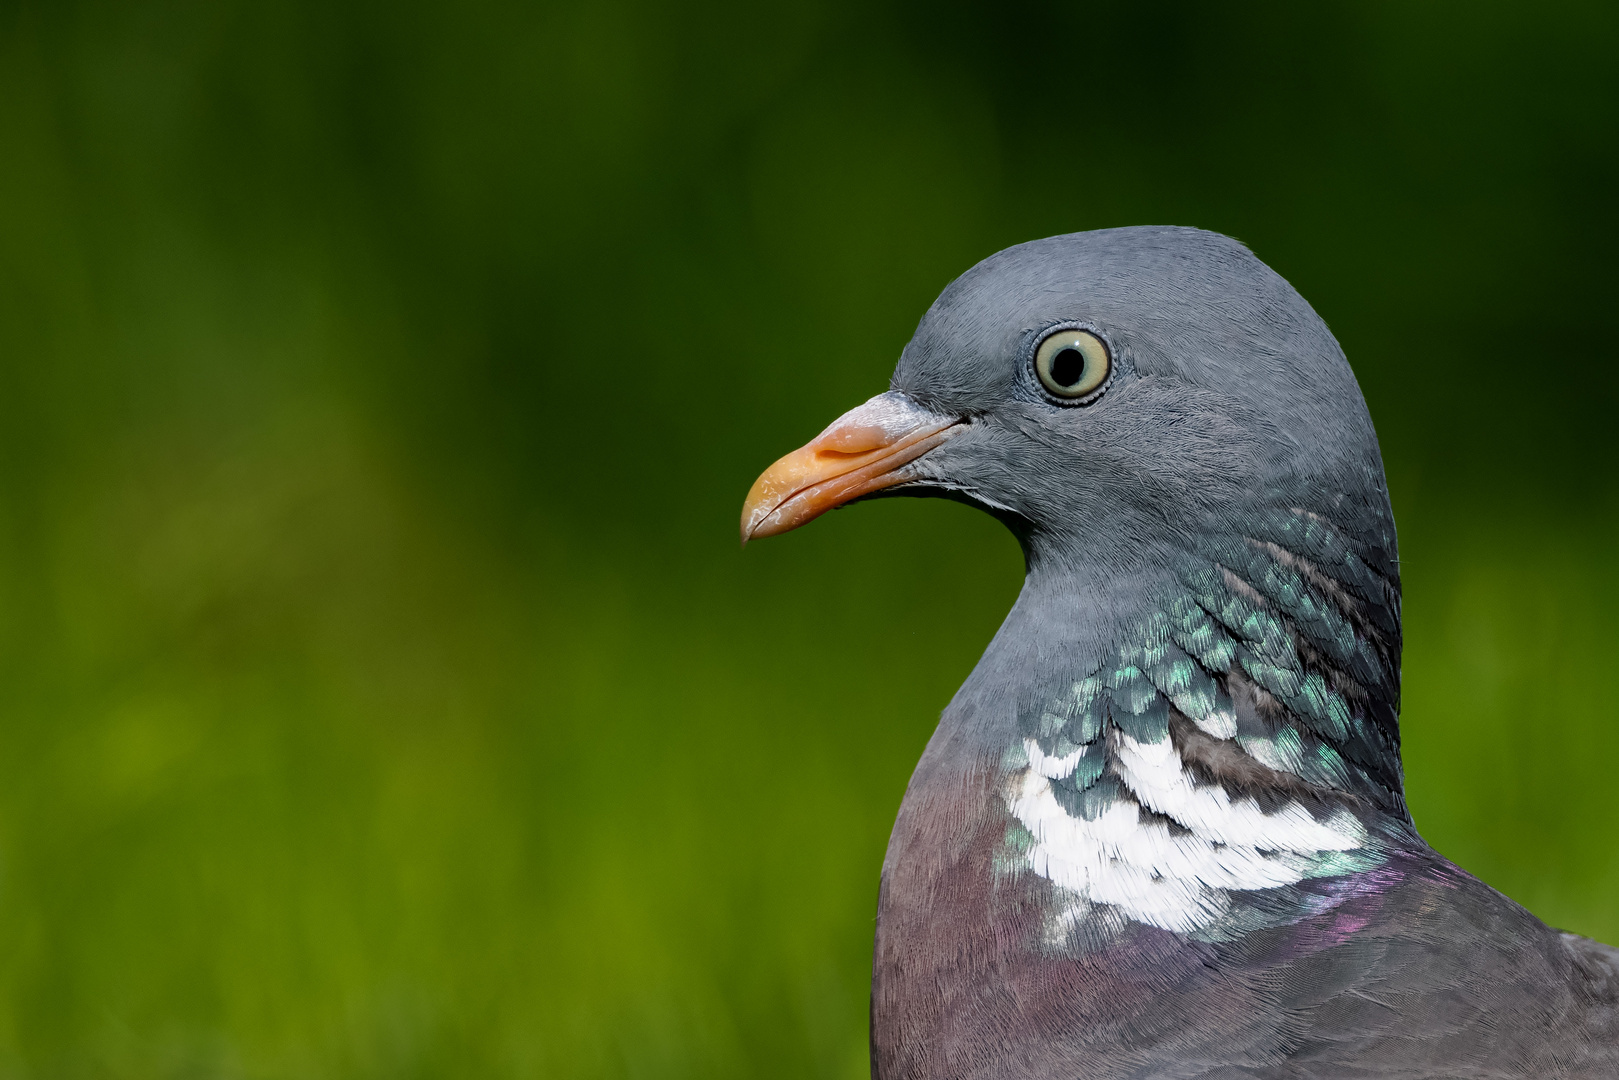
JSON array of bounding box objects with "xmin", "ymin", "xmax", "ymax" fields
[{"xmin": 742, "ymin": 226, "xmax": 1393, "ymax": 584}]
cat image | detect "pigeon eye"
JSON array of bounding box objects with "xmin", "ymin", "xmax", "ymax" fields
[{"xmin": 1034, "ymin": 329, "xmax": 1110, "ymax": 401}]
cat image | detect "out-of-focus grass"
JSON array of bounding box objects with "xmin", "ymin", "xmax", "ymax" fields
[
  {"xmin": 1402, "ymin": 506, "xmax": 1619, "ymax": 944},
  {"xmin": 0, "ymin": 0, "xmax": 1616, "ymax": 1076}
]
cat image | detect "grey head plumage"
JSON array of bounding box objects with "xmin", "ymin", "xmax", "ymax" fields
[
  {"xmin": 741, "ymin": 226, "xmax": 1619, "ymax": 1078},
  {"xmin": 891, "ymin": 226, "xmax": 1394, "ymax": 582}
]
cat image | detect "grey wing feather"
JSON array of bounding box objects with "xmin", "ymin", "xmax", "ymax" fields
[{"xmin": 1162, "ymin": 872, "xmax": 1619, "ymax": 1078}]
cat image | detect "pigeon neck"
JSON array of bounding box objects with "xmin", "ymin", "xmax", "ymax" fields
[
  {"xmin": 943, "ymin": 509, "xmax": 1414, "ymax": 943},
  {"xmin": 996, "ymin": 509, "xmax": 1408, "ymax": 809}
]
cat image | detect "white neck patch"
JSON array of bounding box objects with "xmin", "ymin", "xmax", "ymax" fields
[{"xmin": 1003, "ymin": 735, "xmax": 1367, "ymax": 936}]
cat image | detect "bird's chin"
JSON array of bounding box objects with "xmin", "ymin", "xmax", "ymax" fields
[{"xmin": 858, "ymin": 477, "xmax": 1018, "ymax": 518}]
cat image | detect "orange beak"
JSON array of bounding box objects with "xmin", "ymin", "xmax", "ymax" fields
[{"xmin": 740, "ymin": 392, "xmax": 963, "ymax": 543}]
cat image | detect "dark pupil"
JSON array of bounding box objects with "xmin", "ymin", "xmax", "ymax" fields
[{"xmin": 1050, "ymin": 347, "xmax": 1086, "ymax": 388}]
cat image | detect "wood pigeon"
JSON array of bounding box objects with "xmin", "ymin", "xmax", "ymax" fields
[{"xmin": 740, "ymin": 227, "xmax": 1619, "ymax": 1078}]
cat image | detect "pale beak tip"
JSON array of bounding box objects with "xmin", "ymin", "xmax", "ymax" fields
[{"xmin": 739, "ymin": 507, "xmax": 764, "ymax": 546}]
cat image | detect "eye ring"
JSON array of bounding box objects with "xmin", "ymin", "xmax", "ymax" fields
[{"xmin": 1034, "ymin": 328, "xmax": 1111, "ymax": 402}]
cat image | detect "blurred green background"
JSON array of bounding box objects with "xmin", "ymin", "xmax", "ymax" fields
[{"xmin": 0, "ymin": 0, "xmax": 1616, "ymax": 1075}]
